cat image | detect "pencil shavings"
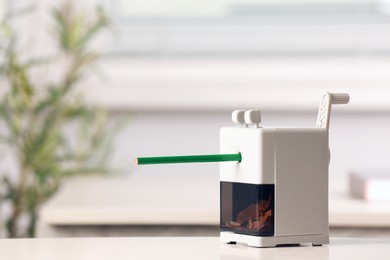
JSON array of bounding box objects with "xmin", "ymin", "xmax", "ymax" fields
[{"xmin": 236, "ymin": 195, "xmax": 272, "ymax": 225}]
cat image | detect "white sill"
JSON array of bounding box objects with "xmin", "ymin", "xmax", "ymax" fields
[{"xmin": 84, "ymin": 56, "xmax": 390, "ymax": 111}]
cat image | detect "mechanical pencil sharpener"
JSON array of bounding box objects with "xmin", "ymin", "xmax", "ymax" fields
[{"xmin": 135, "ymin": 92, "xmax": 350, "ymax": 248}]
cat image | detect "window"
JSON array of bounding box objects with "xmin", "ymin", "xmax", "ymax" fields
[{"xmin": 106, "ymin": 0, "xmax": 390, "ymax": 57}]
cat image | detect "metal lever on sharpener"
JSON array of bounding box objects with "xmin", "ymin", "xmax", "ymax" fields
[{"xmin": 316, "ymin": 93, "xmax": 350, "ymax": 130}]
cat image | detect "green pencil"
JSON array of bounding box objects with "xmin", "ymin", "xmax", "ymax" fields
[{"xmin": 134, "ymin": 153, "xmax": 241, "ymax": 165}]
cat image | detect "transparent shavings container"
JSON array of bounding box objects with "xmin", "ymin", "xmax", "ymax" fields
[{"xmin": 220, "ymin": 182, "xmax": 274, "ymax": 236}]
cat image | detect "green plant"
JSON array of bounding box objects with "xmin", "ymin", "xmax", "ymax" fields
[{"xmin": 0, "ymin": 3, "xmax": 115, "ymax": 238}]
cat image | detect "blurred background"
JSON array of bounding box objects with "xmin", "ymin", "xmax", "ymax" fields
[{"xmin": 1, "ymin": 0, "xmax": 390, "ymax": 238}]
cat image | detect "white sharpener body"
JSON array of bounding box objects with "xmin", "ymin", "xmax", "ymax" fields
[
  {"xmin": 219, "ymin": 93, "xmax": 349, "ymax": 247},
  {"xmin": 220, "ymin": 126, "xmax": 329, "ymax": 247}
]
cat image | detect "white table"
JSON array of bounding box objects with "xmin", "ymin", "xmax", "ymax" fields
[
  {"xmin": 0, "ymin": 237, "xmax": 389, "ymax": 260},
  {"xmin": 40, "ymin": 176, "xmax": 390, "ymax": 227}
]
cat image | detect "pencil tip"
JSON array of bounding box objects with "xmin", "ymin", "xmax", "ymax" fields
[{"xmin": 134, "ymin": 158, "xmax": 138, "ymax": 166}]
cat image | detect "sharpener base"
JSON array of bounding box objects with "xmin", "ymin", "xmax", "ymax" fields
[{"xmin": 220, "ymin": 232, "xmax": 329, "ymax": 248}]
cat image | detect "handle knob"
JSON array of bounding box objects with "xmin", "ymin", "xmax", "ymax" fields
[
  {"xmin": 331, "ymin": 93, "xmax": 350, "ymax": 104},
  {"xmin": 232, "ymin": 110, "xmax": 246, "ymax": 125},
  {"xmin": 244, "ymin": 109, "xmax": 261, "ymax": 128}
]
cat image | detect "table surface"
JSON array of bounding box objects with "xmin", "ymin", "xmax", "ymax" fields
[
  {"xmin": 40, "ymin": 175, "xmax": 390, "ymax": 227},
  {"xmin": 0, "ymin": 237, "xmax": 390, "ymax": 260}
]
